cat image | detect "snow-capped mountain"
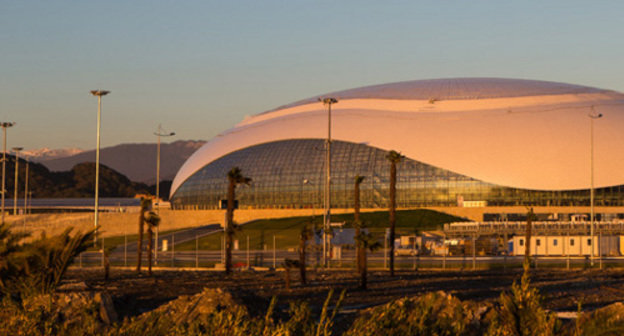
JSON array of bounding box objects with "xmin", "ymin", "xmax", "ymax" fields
[{"xmin": 16, "ymin": 147, "xmax": 85, "ymax": 162}]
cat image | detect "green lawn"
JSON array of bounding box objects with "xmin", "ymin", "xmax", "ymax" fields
[{"xmin": 175, "ymin": 209, "xmax": 467, "ymax": 251}]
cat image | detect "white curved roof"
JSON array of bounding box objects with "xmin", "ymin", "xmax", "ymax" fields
[{"xmin": 171, "ymin": 78, "xmax": 624, "ymax": 197}]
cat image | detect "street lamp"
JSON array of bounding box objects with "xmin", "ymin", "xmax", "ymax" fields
[
  {"xmin": 588, "ymin": 106, "xmax": 602, "ymax": 267},
  {"xmin": 319, "ymin": 97, "xmax": 338, "ymax": 267},
  {"xmin": 0, "ymin": 122, "xmax": 15, "ymax": 224},
  {"xmin": 90, "ymin": 90, "xmax": 110, "ymax": 246},
  {"xmin": 24, "ymin": 157, "xmax": 29, "ymax": 220},
  {"xmin": 153, "ymin": 124, "xmax": 175, "ymax": 262},
  {"xmin": 12, "ymin": 147, "xmax": 22, "ymax": 215}
]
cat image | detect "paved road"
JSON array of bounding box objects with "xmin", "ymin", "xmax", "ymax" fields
[{"xmin": 113, "ymin": 223, "xmax": 222, "ymax": 253}]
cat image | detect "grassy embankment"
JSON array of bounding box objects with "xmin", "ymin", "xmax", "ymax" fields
[{"xmin": 175, "ymin": 209, "xmax": 466, "ymax": 251}]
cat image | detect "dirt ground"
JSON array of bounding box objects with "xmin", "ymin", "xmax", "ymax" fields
[{"xmin": 64, "ymin": 267, "xmax": 624, "ymax": 320}]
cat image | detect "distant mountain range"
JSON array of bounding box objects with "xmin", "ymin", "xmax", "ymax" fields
[
  {"xmin": 4, "ymin": 158, "xmax": 152, "ymax": 198},
  {"xmin": 20, "ymin": 140, "xmax": 205, "ymax": 184}
]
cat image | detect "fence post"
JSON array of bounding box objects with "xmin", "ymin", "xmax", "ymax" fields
[
  {"xmin": 566, "ymin": 230, "xmax": 570, "ymax": 270},
  {"xmin": 273, "ymin": 234, "xmax": 276, "ymax": 269},
  {"xmin": 534, "ymin": 238, "xmax": 538, "ymax": 269},
  {"xmin": 221, "ymin": 234, "xmax": 225, "ymax": 264},
  {"xmin": 599, "ymin": 229, "xmax": 603, "ymax": 270},
  {"xmin": 503, "ymin": 228, "xmax": 508, "ymax": 271},
  {"xmin": 171, "ymin": 233, "xmax": 175, "ymax": 267},
  {"xmin": 246, "ymin": 235, "xmax": 250, "ymax": 270},
  {"xmin": 442, "ymin": 233, "xmax": 446, "ymax": 270},
  {"xmin": 384, "ymin": 236, "xmax": 387, "ymax": 270},
  {"xmin": 124, "ymin": 232, "xmax": 127, "ymax": 267},
  {"xmin": 101, "ymin": 236, "xmax": 105, "ymax": 268},
  {"xmin": 412, "ymin": 236, "xmax": 416, "ymax": 270},
  {"xmin": 472, "ymin": 235, "xmax": 476, "ymax": 270},
  {"xmin": 195, "ymin": 234, "xmax": 199, "ymax": 269}
]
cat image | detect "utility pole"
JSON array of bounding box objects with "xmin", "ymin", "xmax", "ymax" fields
[
  {"xmin": 320, "ymin": 97, "xmax": 337, "ymax": 267},
  {"xmin": 12, "ymin": 147, "xmax": 22, "ymax": 215},
  {"xmin": 90, "ymin": 90, "xmax": 110, "ymax": 246},
  {"xmin": 153, "ymin": 124, "xmax": 175, "ymax": 263},
  {"xmin": 0, "ymin": 122, "xmax": 15, "ymax": 224}
]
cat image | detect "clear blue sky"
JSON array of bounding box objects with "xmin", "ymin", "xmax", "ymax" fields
[{"xmin": 1, "ymin": 1, "xmax": 623, "ymax": 150}]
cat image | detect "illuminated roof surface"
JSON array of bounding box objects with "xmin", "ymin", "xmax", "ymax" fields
[{"xmin": 171, "ymin": 78, "xmax": 624, "ymax": 197}]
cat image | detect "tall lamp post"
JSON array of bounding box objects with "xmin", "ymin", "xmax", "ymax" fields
[
  {"xmin": 24, "ymin": 157, "xmax": 29, "ymax": 218},
  {"xmin": 12, "ymin": 147, "xmax": 22, "ymax": 215},
  {"xmin": 589, "ymin": 107, "xmax": 602, "ymax": 267},
  {"xmin": 153, "ymin": 124, "xmax": 175, "ymax": 262},
  {"xmin": 0, "ymin": 122, "xmax": 15, "ymax": 224},
  {"xmin": 90, "ymin": 90, "xmax": 110, "ymax": 246},
  {"xmin": 320, "ymin": 97, "xmax": 337, "ymax": 267}
]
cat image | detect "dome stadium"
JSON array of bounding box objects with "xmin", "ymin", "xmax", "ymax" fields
[{"xmin": 170, "ymin": 78, "xmax": 624, "ymax": 210}]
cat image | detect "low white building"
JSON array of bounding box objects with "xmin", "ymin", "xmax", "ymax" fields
[{"xmin": 510, "ymin": 235, "xmax": 621, "ymax": 256}]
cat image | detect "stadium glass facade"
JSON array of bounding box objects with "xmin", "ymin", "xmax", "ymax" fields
[{"xmin": 170, "ymin": 139, "xmax": 624, "ymax": 210}]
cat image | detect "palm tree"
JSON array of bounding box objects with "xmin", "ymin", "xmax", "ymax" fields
[
  {"xmin": 136, "ymin": 198, "xmax": 151, "ymax": 273},
  {"xmin": 146, "ymin": 211, "xmax": 161, "ymax": 276},
  {"xmin": 386, "ymin": 150, "xmax": 404, "ymax": 277},
  {"xmin": 225, "ymin": 167, "xmax": 251, "ymax": 274},
  {"xmin": 353, "ymin": 175, "xmax": 365, "ymax": 273}
]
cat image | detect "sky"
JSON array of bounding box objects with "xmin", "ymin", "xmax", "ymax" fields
[{"xmin": 1, "ymin": 1, "xmax": 623, "ymax": 150}]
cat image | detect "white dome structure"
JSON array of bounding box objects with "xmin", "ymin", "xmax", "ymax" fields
[{"xmin": 170, "ymin": 78, "xmax": 624, "ymax": 209}]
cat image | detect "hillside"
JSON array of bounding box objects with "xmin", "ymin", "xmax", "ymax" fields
[
  {"xmin": 38, "ymin": 140, "xmax": 205, "ymax": 184},
  {"xmin": 3, "ymin": 156, "xmax": 151, "ymax": 198}
]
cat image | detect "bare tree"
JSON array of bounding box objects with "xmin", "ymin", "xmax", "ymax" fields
[
  {"xmin": 226, "ymin": 167, "xmax": 251, "ymax": 274},
  {"xmin": 386, "ymin": 150, "xmax": 404, "ymax": 276}
]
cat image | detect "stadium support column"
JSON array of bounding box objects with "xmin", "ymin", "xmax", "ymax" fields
[
  {"xmin": 588, "ymin": 107, "xmax": 602, "ymax": 267},
  {"xmin": 321, "ymin": 97, "xmax": 338, "ymax": 267}
]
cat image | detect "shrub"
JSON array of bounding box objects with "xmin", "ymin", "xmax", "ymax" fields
[
  {"xmin": 346, "ymin": 291, "xmax": 487, "ymax": 336},
  {"xmin": 0, "ymin": 226, "xmax": 94, "ymax": 300}
]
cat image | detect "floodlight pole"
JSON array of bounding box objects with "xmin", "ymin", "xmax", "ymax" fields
[
  {"xmin": 0, "ymin": 122, "xmax": 15, "ymax": 225},
  {"xmin": 320, "ymin": 97, "xmax": 337, "ymax": 267},
  {"xmin": 153, "ymin": 124, "xmax": 175, "ymax": 262},
  {"xmin": 589, "ymin": 107, "xmax": 602, "ymax": 267},
  {"xmin": 12, "ymin": 147, "xmax": 22, "ymax": 215},
  {"xmin": 24, "ymin": 158, "xmax": 29, "ymax": 217},
  {"xmin": 90, "ymin": 90, "xmax": 110, "ymax": 246}
]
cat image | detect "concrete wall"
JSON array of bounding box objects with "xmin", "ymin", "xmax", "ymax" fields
[{"xmin": 8, "ymin": 208, "xmax": 379, "ymax": 238}]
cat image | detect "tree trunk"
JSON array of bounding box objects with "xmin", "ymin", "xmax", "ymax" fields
[
  {"xmin": 225, "ymin": 179, "xmax": 235, "ymax": 274},
  {"xmin": 389, "ymin": 161, "xmax": 396, "ymax": 277},
  {"xmin": 361, "ymin": 248, "xmax": 367, "ymax": 290},
  {"xmin": 136, "ymin": 210, "xmax": 144, "ymax": 273},
  {"xmin": 299, "ymin": 231, "xmax": 307, "ymax": 285},
  {"xmin": 147, "ymin": 226, "xmax": 153, "ymax": 276}
]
